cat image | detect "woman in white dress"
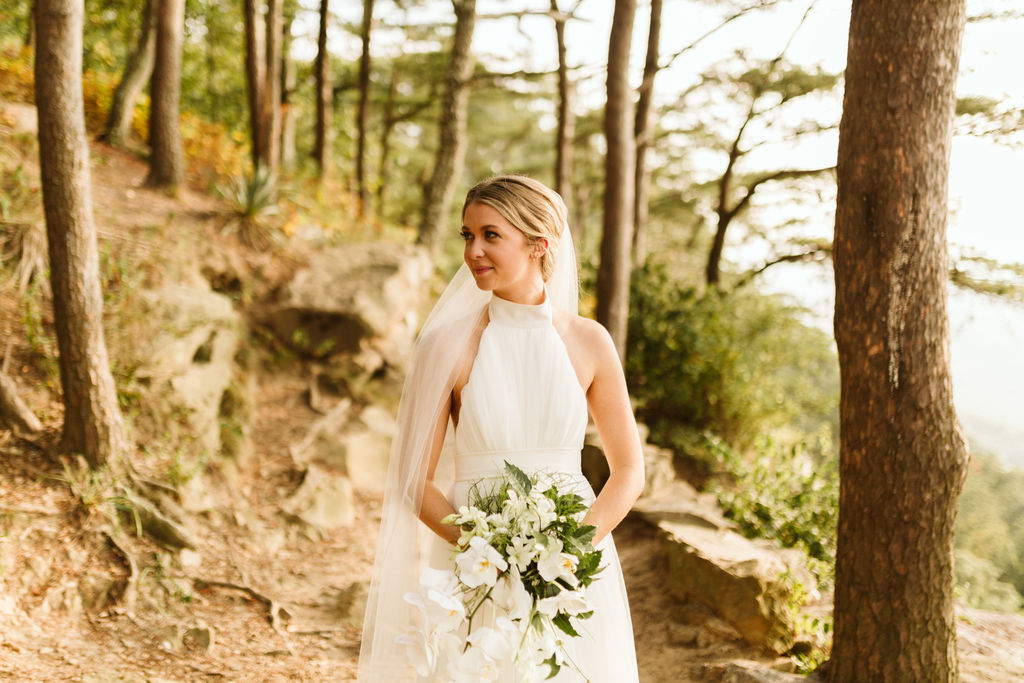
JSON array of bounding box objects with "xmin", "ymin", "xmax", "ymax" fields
[{"xmin": 358, "ymin": 175, "xmax": 644, "ymax": 682}]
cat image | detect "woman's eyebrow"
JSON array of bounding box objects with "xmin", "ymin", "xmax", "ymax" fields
[{"xmin": 461, "ymin": 224, "xmax": 504, "ymax": 231}]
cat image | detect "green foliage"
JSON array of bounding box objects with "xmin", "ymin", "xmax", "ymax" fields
[
  {"xmin": 217, "ymin": 165, "xmax": 283, "ymax": 249},
  {"xmin": 955, "ymin": 449, "xmax": 1024, "ymax": 612},
  {"xmin": 710, "ymin": 437, "xmax": 838, "ymax": 585},
  {"xmin": 626, "ymin": 260, "xmax": 839, "ymax": 455}
]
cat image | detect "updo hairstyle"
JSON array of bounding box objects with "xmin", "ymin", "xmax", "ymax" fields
[{"xmin": 462, "ymin": 175, "xmax": 568, "ymax": 283}]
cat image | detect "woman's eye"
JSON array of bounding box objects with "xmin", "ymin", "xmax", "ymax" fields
[
  {"xmin": 459, "ymin": 231, "xmax": 472, "ymax": 242},
  {"xmin": 485, "ymin": 230, "xmax": 499, "ymax": 239}
]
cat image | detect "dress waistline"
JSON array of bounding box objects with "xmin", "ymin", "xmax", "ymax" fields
[{"xmin": 453, "ymin": 447, "xmax": 582, "ymax": 482}]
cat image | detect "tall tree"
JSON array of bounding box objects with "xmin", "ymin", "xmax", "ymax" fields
[
  {"xmin": 262, "ymin": 0, "xmax": 283, "ymax": 174},
  {"xmin": 631, "ymin": 0, "xmax": 661, "ymax": 267},
  {"xmin": 280, "ymin": 0, "xmax": 297, "ymax": 168},
  {"xmin": 417, "ymin": 0, "xmax": 477, "ymax": 252},
  {"xmin": 101, "ymin": 0, "xmax": 156, "ymax": 147},
  {"xmin": 596, "ymin": 0, "xmax": 637, "ymax": 360},
  {"xmin": 34, "ymin": 0, "xmax": 128, "ymax": 467},
  {"xmin": 356, "ymin": 0, "xmax": 376, "ymax": 219},
  {"xmin": 312, "ymin": 0, "xmax": 330, "ymax": 175},
  {"xmin": 145, "ymin": 0, "xmax": 186, "ymax": 189},
  {"xmin": 550, "ymin": 0, "xmax": 575, "ymax": 205},
  {"xmin": 826, "ymin": 1, "xmax": 968, "ymax": 680},
  {"xmin": 244, "ymin": 0, "xmax": 267, "ymax": 169}
]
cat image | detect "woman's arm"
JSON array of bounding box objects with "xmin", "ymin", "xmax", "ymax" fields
[
  {"xmin": 580, "ymin": 322, "xmax": 645, "ymax": 546},
  {"xmin": 417, "ymin": 393, "xmax": 461, "ymax": 544}
]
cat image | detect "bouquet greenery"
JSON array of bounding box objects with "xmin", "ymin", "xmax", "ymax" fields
[{"xmin": 397, "ymin": 462, "xmax": 604, "ymax": 682}]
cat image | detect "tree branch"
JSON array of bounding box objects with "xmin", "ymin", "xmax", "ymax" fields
[{"xmin": 732, "ymin": 245, "xmax": 832, "ymax": 290}]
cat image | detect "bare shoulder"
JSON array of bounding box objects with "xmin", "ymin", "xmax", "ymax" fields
[{"xmin": 553, "ymin": 310, "xmax": 621, "ymax": 389}]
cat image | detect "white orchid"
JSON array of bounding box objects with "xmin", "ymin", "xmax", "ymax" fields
[
  {"xmin": 455, "ymin": 536, "xmax": 509, "ymax": 588},
  {"xmin": 536, "ymin": 589, "xmax": 590, "ymax": 617},
  {"xmin": 536, "ymin": 540, "xmax": 580, "ymax": 588},
  {"xmin": 491, "ymin": 567, "xmax": 534, "ymax": 623},
  {"xmin": 505, "ymin": 534, "xmax": 538, "ymax": 573},
  {"xmin": 448, "ymin": 643, "xmax": 503, "ymax": 683}
]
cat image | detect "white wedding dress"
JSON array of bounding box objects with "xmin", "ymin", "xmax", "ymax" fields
[{"xmin": 436, "ymin": 292, "xmax": 640, "ymax": 682}]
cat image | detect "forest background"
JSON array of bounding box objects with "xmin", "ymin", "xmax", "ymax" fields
[{"xmin": 1, "ymin": 0, "xmax": 1023, "ymax": 676}]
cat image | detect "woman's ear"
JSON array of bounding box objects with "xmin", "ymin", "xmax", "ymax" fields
[{"xmin": 532, "ymin": 238, "xmax": 549, "ymax": 260}]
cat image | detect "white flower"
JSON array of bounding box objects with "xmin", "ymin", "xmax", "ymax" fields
[
  {"xmin": 536, "ymin": 589, "xmax": 590, "ymax": 617},
  {"xmin": 454, "ymin": 504, "xmax": 490, "ymax": 531},
  {"xmin": 528, "ymin": 492, "xmax": 558, "ymax": 528},
  {"xmin": 419, "ymin": 567, "xmax": 460, "ymax": 596},
  {"xmin": 448, "ymin": 644, "xmax": 502, "ymax": 683},
  {"xmin": 506, "ymin": 535, "xmax": 538, "ymax": 573},
  {"xmin": 468, "ymin": 619, "xmax": 517, "ymax": 662},
  {"xmin": 395, "ymin": 629, "xmax": 434, "ymax": 677},
  {"xmin": 536, "ymin": 540, "xmax": 580, "ymax": 588},
  {"xmin": 455, "ymin": 536, "xmax": 509, "ymax": 588},
  {"xmin": 492, "ymin": 567, "xmax": 534, "ymax": 623}
]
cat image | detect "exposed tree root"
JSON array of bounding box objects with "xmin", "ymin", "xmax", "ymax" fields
[{"xmin": 190, "ymin": 577, "xmax": 291, "ymax": 633}]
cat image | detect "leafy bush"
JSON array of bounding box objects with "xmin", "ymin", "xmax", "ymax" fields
[{"xmin": 625, "ymin": 260, "xmax": 839, "ymax": 461}]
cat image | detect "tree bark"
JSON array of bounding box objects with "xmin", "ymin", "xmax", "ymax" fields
[
  {"xmin": 145, "ymin": 0, "xmax": 185, "ymax": 189},
  {"xmin": 280, "ymin": 0, "xmax": 297, "ymax": 168},
  {"xmin": 34, "ymin": 0, "xmax": 127, "ymax": 467},
  {"xmin": 312, "ymin": 0, "xmax": 330, "ymax": 176},
  {"xmin": 356, "ymin": 0, "xmax": 376, "ymax": 219},
  {"xmin": 826, "ymin": 1, "xmax": 968, "ymax": 681},
  {"xmin": 596, "ymin": 0, "xmax": 637, "ymax": 361},
  {"xmin": 550, "ymin": 0, "xmax": 574, "ymax": 207},
  {"xmin": 417, "ymin": 0, "xmax": 477, "ymax": 253},
  {"xmin": 632, "ymin": 0, "xmax": 661, "ymax": 268},
  {"xmin": 262, "ymin": 0, "xmax": 282, "ymax": 174},
  {"xmin": 244, "ymin": 0, "xmax": 267, "ymax": 170},
  {"xmin": 101, "ymin": 0, "xmax": 156, "ymax": 147}
]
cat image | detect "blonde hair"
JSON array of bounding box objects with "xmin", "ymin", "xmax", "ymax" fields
[{"xmin": 462, "ymin": 175, "xmax": 568, "ymax": 282}]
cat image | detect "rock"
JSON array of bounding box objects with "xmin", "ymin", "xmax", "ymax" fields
[
  {"xmin": 130, "ymin": 285, "xmax": 241, "ymax": 457},
  {"xmin": 718, "ymin": 660, "xmax": 805, "ymax": 683},
  {"xmin": 284, "ymin": 581, "xmax": 369, "ymax": 633},
  {"xmin": 0, "ymin": 102, "xmax": 38, "ymax": 135},
  {"xmin": 281, "ymin": 464, "xmax": 355, "ymax": 530},
  {"xmin": 265, "ymin": 242, "xmax": 431, "ymax": 368},
  {"xmin": 183, "ymin": 622, "xmax": 214, "ymax": 652},
  {"xmin": 657, "ymin": 516, "xmax": 815, "ymax": 654},
  {"xmin": 667, "ymin": 621, "xmax": 700, "ymax": 646},
  {"xmin": 632, "ymin": 479, "xmax": 733, "ymax": 531},
  {"xmin": 179, "ymin": 548, "xmax": 202, "ymax": 569},
  {"xmin": 290, "ymin": 400, "xmax": 395, "ymax": 493}
]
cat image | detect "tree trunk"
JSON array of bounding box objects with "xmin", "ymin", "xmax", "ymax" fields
[
  {"xmin": 262, "ymin": 0, "xmax": 282, "ymax": 174},
  {"xmin": 280, "ymin": 0, "xmax": 296, "ymax": 168},
  {"xmin": 244, "ymin": 0, "xmax": 267, "ymax": 170},
  {"xmin": 356, "ymin": 0, "xmax": 376, "ymax": 220},
  {"xmin": 101, "ymin": 0, "xmax": 156, "ymax": 147},
  {"xmin": 417, "ymin": 0, "xmax": 477, "ymax": 253},
  {"xmin": 632, "ymin": 0, "xmax": 661, "ymax": 268},
  {"xmin": 25, "ymin": 1, "xmax": 36, "ymax": 49},
  {"xmin": 550, "ymin": 0, "xmax": 574, "ymax": 207},
  {"xmin": 145, "ymin": 0, "xmax": 185, "ymax": 189},
  {"xmin": 313, "ymin": 0, "xmax": 330, "ymax": 176},
  {"xmin": 377, "ymin": 66, "xmax": 399, "ymax": 217},
  {"xmin": 34, "ymin": 0, "xmax": 127, "ymax": 468},
  {"xmin": 826, "ymin": 1, "xmax": 968, "ymax": 681},
  {"xmin": 596, "ymin": 0, "xmax": 637, "ymax": 361}
]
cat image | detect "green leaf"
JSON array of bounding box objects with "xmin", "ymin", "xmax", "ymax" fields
[
  {"xmin": 552, "ymin": 613, "xmax": 579, "ymax": 637},
  {"xmin": 504, "ymin": 460, "xmax": 532, "ymax": 495},
  {"xmin": 543, "ymin": 655, "xmax": 560, "ymax": 679}
]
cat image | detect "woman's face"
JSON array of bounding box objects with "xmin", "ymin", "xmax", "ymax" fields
[{"xmin": 461, "ymin": 202, "xmax": 545, "ymax": 301}]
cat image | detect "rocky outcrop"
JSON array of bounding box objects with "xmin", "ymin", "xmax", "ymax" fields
[
  {"xmin": 263, "ymin": 243, "xmax": 431, "ymax": 375},
  {"xmin": 128, "ymin": 285, "xmax": 241, "ymax": 458},
  {"xmin": 582, "ymin": 423, "xmax": 676, "ymax": 499},
  {"xmin": 634, "ymin": 480, "xmax": 817, "ymax": 655}
]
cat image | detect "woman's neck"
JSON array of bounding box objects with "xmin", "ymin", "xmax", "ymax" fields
[{"xmin": 492, "ymin": 280, "xmax": 546, "ymax": 305}]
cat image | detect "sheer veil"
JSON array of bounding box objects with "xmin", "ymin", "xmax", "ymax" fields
[{"xmin": 357, "ymin": 217, "xmax": 579, "ymax": 681}]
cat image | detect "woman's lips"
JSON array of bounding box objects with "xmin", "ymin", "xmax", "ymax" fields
[{"xmin": 473, "ymin": 266, "xmax": 492, "ymax": 274}]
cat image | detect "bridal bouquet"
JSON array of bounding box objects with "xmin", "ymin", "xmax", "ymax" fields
[{"xmin": 397, "ymin": 462, "xmax": 604, "ymax": 682}]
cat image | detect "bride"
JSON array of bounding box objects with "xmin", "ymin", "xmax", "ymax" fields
[{"xmin": 358, "ymin": 175, "xmax": 644, "ymax": 682}]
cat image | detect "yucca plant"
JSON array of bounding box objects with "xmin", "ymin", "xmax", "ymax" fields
[{"xmin": 216, "ymin": 164, "xmax": 283, "ymax": 250}]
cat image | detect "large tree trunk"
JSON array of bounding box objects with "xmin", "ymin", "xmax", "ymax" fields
[
  {"xmin": 550, "ymin": 0, "xmax": 574, "ymax": 206},
  {"xmin": 595, "ymin": 0, "xmax": 637, "ymax": 361},
  {"xmin": 100, "ymin": 0, "xmax": 155, "ymax": 147},
  {"xmin": 632, "ymin": 0, "xmax": 661, "ymax": 268},
  {"xmin": 312, "ymin": 0, "xmax": 330, "ymax": 176},
  {"xmin": 826, "ymin": 1, "xmax": 968, "ymax": 681},
  {"xmin": 280, "ymin": 0, "xmax": 297, "ymax": 169},
  {"xmin": 262, "ymin": 0, "xmax": 282, "ymax": 174},
  {"xmin": 244, "ymin": 0, "xmax": 267, "ymax": 169},
  {"xmin": 356, "ymin": 0, "xmax": 375, "ymax": 219},
  {"xmin": 145, "ymin": 0, "xmax": 185, "ymax": 189},
  {"xmin": 34, "ymin": 0, "xmax": 127, "ymax": 468},
  {"xmin": 416, "ymin": 0, "xmax": 477, "ymax": 253}
]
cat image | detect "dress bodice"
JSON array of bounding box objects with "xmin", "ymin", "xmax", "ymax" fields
[{"xmin": 453, "ymin": 291, "xmax": 588, "ymax": 482}]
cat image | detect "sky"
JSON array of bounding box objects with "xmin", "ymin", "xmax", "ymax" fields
[{"xmin": 327, "ymin": 0, "xmax": 1024, "ymax": 466}]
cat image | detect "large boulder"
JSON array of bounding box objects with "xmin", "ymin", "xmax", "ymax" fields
[
  {"xmin": 128, "ymin": 285, "xmax": 241, "ymax": 458},
  {"xmin": 635, "ymin": 481, "xmax": 816, "ymax": 654},
  {"xmin": 581, "ymin": 422, "xmax": 675, "ymax": 499},
  {"xmin": 264, "ymin": 243, "xmax": 431, "ymax": 373}
]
